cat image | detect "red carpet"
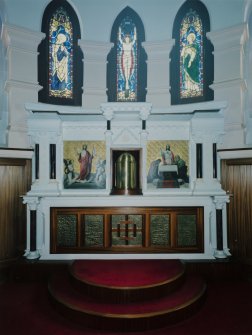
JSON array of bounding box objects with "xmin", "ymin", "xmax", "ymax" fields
[
  {"xmin": 71, "ymin": 259, "xmax": 184, "ymax": 287},
  {"xmin": 0, "ymin": 279, "xmax": 252, "ymax": 334},
  {"xmin": 49, "ymin": 271, "xmax": 205, "ymax": 314},
  {"xmin": 48, "ymin": 260, "xmax": 206, "ymax": 331}
]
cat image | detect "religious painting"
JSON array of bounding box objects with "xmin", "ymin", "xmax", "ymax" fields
[
  {"xmin": 117, "ymin": 17, "xmax": 138, "ymax": 102},
  {"xmin": 49, "ymin": 7, "xmax": 73, "ymax": 99},
  {"xmin": 180, "ymin": 9, "xmax": 203, "ymax": 99},
  {"xmin": 147, "ymin": 140, "xmax": 189, "ymax": 189},
  {"xmin": 63, "ymin": 141, "xmax": 106, "ymax": 189}
]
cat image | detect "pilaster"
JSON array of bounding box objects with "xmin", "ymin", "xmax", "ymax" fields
[
  {"xmin": 79, "ymin": 40, "xmax": 113, "ymax": 108},
  {"xmin": 143, "ymin": 39, "xmax": 174, "ymax": 107},
  {"xmin": 2, "ymin": 24, "xmax": 44, "ymax": 148},
  {"xmin": 208, "ymin": 24, "xmax": 248, "ymax": 148}
]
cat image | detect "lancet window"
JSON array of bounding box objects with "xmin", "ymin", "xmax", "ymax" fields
[
  {"xmin": 38, "ymin": 0, "xmax": 83, "ymax": 106},
  {"xmin": 107, "ymin": 7, "xmax": 147, "ymax": 102},
  {"xmin": 170, "ymin": 0, "xmax": 213, "ymax": 105}
]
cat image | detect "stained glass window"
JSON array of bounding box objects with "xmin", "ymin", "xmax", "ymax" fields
[
  {"xmin": 39, "ymin": 0, "xmax": 83, "ymax": 105},
  {"xmin": 49, "ymin": 7, "xmax": 73, "ymax": 99},
  {"xmin": 117, "ymin": 17, "xmax": 138, "ymax": 102},
  {"xmin": 170, "ymin": 0, "xmax": 213, "ymax": 105},
  {"xmin": 107, "ymin": 6, "xmax": 146, "ymax": 102},
  {"xmin": 180, "ymin": 9, "xmax": 203, "ymax": 99}
]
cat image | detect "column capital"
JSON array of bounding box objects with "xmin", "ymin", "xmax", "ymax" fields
[
  {"xmin": 22, "ymin": 196, "xmax": 40, "ymax": 210},
  {"xmin": 102, "ymin": 110, "xmax": 114, "ymax": 121},
  {"xmin": 139, "ymin": 109, "xmax": 150, "ymax": 121},
  {"xmin": 213, "ymin": 195, "xmax": 230, "ymax": 209}
]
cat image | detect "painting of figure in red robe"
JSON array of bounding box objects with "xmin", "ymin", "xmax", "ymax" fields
[{"xmin": 63, "ymin": 141, "xmax": 106, "ymax": 189}]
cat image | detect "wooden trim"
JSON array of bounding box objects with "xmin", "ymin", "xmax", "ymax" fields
[
  {"xmin": 218, "ymin": 148, "xmax": 252, "ymax": 152},
  {"xmin": 0, "ymin": 158, "xmax": 27, "ymax": 166},
  {"xmin": 225, "ymin": 158, "xmax": 252, "ymax": 166}
]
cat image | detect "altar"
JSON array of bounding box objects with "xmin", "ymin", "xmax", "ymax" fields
[{"xmin": 23, "ymin": 101, "xmax": 230, "ymax": 260}]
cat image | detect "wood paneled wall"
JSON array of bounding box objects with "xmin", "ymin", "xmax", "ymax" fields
[
  {"xmin": 221, "ymin": 159, "xmax": 252, "ymax": 260},
  {"xmin": 0, "ymin": 158, "xmax": 32, "ymax": 265}
]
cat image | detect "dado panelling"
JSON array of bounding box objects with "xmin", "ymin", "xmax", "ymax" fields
[
  {"xmin": 221, "ymin": 158, "xmax": 252, "ymax": 260},
  {"xmin": 0, "ymin": 157, "xmax": 32, "ymax": 264}
]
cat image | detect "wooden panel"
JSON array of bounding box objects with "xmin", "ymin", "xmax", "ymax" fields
[
  {"xmin": 0, "ymin": 158, "xmax": 32, "ymax": 264},
  {"xmin": 221, "ymin": 159, "xmax": 252, "ymax": 259},
  {"xmin": 50, "ymin": 207, "xmax": 204, "ymax": 254}
]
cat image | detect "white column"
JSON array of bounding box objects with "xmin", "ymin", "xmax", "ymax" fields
[
  {"xmin": 23, "ymin": 196, "xmax": 41, "ymax": 260},
  {"xmin": 213, "ymin": 195, "xmax": 230, "ymax": 259}
]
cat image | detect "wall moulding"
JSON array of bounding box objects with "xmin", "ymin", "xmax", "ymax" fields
[
  {"xmin": 211, "ymin": 79, "xmax": 247, "ymax": 91},
  {"xmin": 5, "ymin": 80, "xmax": 42, "ymax": 92},
  {"xmin": 207, "ymin": 23, "xmax": 248, "ymax": 51},
  {"xmin": 2, "ymin": 23, "xmax": 45, "ymax": 51},
  {"xmin": 218, "ymin": 148, "xmax": 252, "ymax": 160}
]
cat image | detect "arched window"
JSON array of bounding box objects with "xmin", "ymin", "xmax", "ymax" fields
[
  {"xmin": 38, "ymin": 0, "xmax": 83, "ymax": 106},
  {"xmin": 170, "ymin": 0, "xmax": 213, "ymax": 105},
  {"xmin": 107, "ymin": 7, "xmax": 147, "ymax": 102}
]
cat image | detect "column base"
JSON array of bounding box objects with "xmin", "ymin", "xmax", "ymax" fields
[
  {"xmin": 214, "ymin": 249, "xmax": 228, "ymax": 259},
  {"xmin": 25, "ymin": 250, "xmax": 40, "ymax": 260}
]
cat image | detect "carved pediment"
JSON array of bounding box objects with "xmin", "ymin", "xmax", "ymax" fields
[{"xmin": 112, "ymin": 128, "xmax": 140, "ymax": 146}]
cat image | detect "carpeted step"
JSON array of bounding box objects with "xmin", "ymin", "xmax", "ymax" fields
[
  {"xmin": 48, "ymin": 268, "xmax": 206, "ymax": 332},
  {"xmin": 69, "ymin": 259, "xmax": 185, "ymax": 303}
]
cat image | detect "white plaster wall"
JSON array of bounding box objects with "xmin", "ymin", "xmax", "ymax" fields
[
  {"xmin": 0, "ymin": 0, "xmax": 7, "ymax": 146},
  {"xmin": 3, "ymin": 0, "xmax": 244, "ymax": 39},
  {"xmin": 0, "ymin": 0, "xmax": 251, "ymax": 150},
  {"xmin": 243, "ymin": 0, "xmax": 252, "ymax": 144}
]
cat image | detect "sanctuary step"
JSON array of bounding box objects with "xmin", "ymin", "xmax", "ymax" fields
[
  {"xmin": 69, "ymin": 259, "xmax": 186, "ymax": 303},
  {"xmin": 48, "ymin": 259, "xmax": 207, "ymax": 332}
]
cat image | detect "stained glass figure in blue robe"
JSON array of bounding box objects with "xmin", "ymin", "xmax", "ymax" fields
[{"xmin": 49, "ymin": 9, "xmax": 73, "ymax": 99}]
